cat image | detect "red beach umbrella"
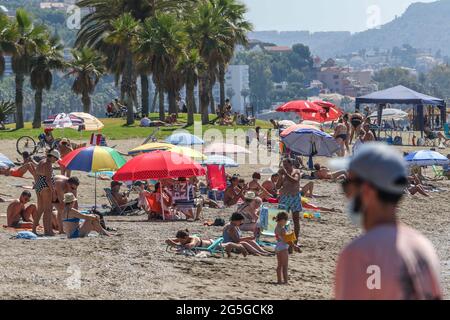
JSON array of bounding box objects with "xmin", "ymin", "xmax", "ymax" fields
[{"xmin": 112, "ymin": 150, "xmax": 206, "ymax": 181}]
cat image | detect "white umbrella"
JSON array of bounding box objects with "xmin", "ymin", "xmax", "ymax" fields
[
  {"xmin": 369, "ymin": 108, "xmax": 408, "ymax": 121},
  {"xmin": 70, "ymin": 112, "xmax": 104, "ymax": 131},
  {"xmin": 204, "ymin": 143, "xmax": 251, "ymax": 155}
]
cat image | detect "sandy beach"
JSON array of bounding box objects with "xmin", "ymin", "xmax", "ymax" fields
[{"xmin": 0, "ymin": 138, "xmax": 449, "ymax": 300}]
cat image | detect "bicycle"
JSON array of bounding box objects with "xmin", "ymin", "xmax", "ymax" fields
[{"xmin": 16, "ymin": 134, "xmax": 59, "ymax": 156}]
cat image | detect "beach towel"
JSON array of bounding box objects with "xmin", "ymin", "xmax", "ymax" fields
[
  {"xmin": 15, "ymin": 231, "xmax": 38, "ymax": 240},
  {"xmin": 206, "ymin": 165, "xmax": 226, "ymax": 191}
]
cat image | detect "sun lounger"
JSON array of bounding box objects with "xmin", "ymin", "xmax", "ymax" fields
[{"xmin": 432, "ymin": 165, "xmax": 445, "ymax": 180}]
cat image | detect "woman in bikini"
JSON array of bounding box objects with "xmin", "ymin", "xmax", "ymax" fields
[
  {"xmin": 223, "ymin": 212, "xmax": 273, "ymax": 256},
  {"xmin": 62, "ymin": 193, "xmax": 110, "ymax": 239},
  {"xmin": 236, "ymin": 192, "xmax": 262, "ymax": 234},
  {"xmin": 165, "ymin": 229, "xmax": 214, "ymax": 250},
  {"xmin": 32, "ymin": 149, "xmax": 60, "ymax": 236},
  {"xmin": 333, "ymin": 119, "xmax": 348, "ymax": 157}
]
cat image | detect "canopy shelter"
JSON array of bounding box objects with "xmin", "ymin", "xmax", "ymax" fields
[{"xmin": 355, "ymin": 85, "xmax": 446, "ymax": 138}]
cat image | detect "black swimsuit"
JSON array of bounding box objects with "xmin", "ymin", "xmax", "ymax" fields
[{"xmin": 35, "ymin": 173, "xmax": 55, "ymax": 193}]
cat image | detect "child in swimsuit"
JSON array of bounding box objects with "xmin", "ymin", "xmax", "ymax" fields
[{"xmin": 274, "ymin": 212, "xmax": 300, "ymax": 285}]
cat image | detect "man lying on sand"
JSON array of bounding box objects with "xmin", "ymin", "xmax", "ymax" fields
[
  {"xmin": 7, "ymin": 191, "xmax": 37, "ymax": 228},
  {"xmin": 313, "ymin": 163, "xmax": 347, "ymax": 180}
]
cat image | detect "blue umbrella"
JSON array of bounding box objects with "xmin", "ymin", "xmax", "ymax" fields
[
  {"xmin": 281, "ymin": 127, "xmax": 340, "ymax": 157},
  {"xmin": 0, "ymin": 153, "xmax": 14, "ymax": 169},
  {"xmin": 404, "ymin": 150, "xmax": 449, "ymax": 167},
  {"xmin": 201, "ymin": 155, "xmax": 238, "ymax": 167},
  {"xmin": 165, "ymin": 132, "xmax": 204, "ymax": 145}
]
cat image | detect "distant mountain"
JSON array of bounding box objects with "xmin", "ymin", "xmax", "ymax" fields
[{"xmin": 249, "ymin": 0, "xmax": 450, "ymax": 58}]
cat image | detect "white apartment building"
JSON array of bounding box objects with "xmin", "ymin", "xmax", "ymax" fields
[{"xmin": 212, "ymin": 65, "xmax": 250, "ymax": 114}]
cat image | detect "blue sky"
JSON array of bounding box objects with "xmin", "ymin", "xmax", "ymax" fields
[{"xmin": 241, "ymin": 0, "xmax": 437, "ymax": 33}]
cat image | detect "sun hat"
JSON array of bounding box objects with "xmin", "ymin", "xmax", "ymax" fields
[
  {"xmin": 63, "ymin": 193, "xmax": 77, "ymax": 204},
  {"xmin": 244, "ymin": 191, "xmax": 256, "ymax": 200},
  {"xmin": 48, "ymin": 149, "xmax": 61, "ymax": 160},
  {"xmin": 330, "ymin": 142, "xmax": 408, "ymax": 195}
]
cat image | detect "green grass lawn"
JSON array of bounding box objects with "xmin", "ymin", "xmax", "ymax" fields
[{"xmin": 0, "ymin": 113, "xmax": 271, "ymax": 141}]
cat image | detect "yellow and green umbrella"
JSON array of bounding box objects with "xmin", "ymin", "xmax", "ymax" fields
[{"xmin": 128, "ymin": 142, "xmax": 175, "ymax": 156}]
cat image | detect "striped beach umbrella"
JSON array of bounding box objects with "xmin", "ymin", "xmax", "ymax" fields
[{"xmin": 60, "ymin": 146, "xmax": 127, "ymax": 207}]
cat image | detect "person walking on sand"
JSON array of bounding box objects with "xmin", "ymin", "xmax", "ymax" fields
[
  {"xmin": 334, "ymin": 118, "xmax": 348, "ymax": 157},
  {"xmin": 276, "ymin": 158, "xmax": 302, "ymax": 247},
  {"xmin": 334, "ymin": 143, "xmax": 442, "ymax": 300},
  {"xmin": 32, "ymin": 149, "xmax": 60, "ymax": 236}
]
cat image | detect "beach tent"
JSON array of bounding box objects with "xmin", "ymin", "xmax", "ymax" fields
[{"xmin": 355, "ymin": 85, "xmax": 446, "ymax": 138}]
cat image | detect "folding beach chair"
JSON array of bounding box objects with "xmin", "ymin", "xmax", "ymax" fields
[
  {"xmin": 432, "ymin": 166, "xmax": 445, "ymax": 180},
  {"xmin": 104, "ymin": 188, "xmax": 141, "ymax": 216},
  {"xmin": 206, "ymin": 165, "xmax": 226, "ymax": 201},
  {"xmin": 257, "ymin": 205, "xmax": 292, "ymax": 247}
]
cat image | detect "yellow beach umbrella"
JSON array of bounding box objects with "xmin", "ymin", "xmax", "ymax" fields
[
  {"xmin": 128, "ymin": 142, "xmax": 175, "ymax": 155},
  {"xmin": 168, "ymin": 146, "xmax": 206, "ymax": 160},
  {"xmin": 70, "ymin": 112, "xmax": 105, "ymax": 131}
]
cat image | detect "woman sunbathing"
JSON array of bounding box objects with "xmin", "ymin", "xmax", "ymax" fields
[
  {"xmin": 236, "ymin": 192, "xmax": 262, "ymax": 234},
  {"xmin": 166, "ymin": 229, "xmax": 248, "ymax": 258},
  {"xmin": 62, "ymin": 193, "xmax": 110, "ymax": 238},
  {"xmin": 223, "ymin": 212, "xmax": 273, "ymax": 257}
]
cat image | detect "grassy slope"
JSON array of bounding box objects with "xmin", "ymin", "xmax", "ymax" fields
[{"xmin": 0, "ymin": 114, "xmax": 271, "ymax": 141}]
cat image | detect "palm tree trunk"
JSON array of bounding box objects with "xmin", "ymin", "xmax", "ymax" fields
[
  {"xmin": 186, "ymin": 79, "xmax": 195, "ymax": 126},
  {"xmin": 209, "ymin": 85, "xmax": 215, "ymax": 115},
  {"xmin": 199, "ymin": 75, "xmax": 210, "ymax": 125},
  {"xmin": 15, "ymin": 74, "xmax": 25, "ymax": 129},
  {"xmin": 219, "ymin": 63, "xmax": 226, "ymax": 112},
  {"xmin": 168, "ymin": 89, "xmax": 177, "ymax": 115},
  {"xmin": 140, "ymin": 74, "xmax": 149, "ymax": 116},
  {"xmin": 81, "ymin": 92, "xmax": 91, "ymax": 113},
  {"xmin": 158, "ymin": 86, "xmax": 165, "ymax": 121},
  {"xmin": 123, "ymin": 54, "xmax": 135, "ymax": 125},
  {"xmin": 32, "ymin": 89, "xmax": 43, "ymax": 129},
  {"xmin": 151, "ymin": 90, "xmax": 158, "ymax": 113}
]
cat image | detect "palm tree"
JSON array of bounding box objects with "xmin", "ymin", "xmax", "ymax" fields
[
  {"xmin": 215, "ymin": 0, "xmax": 252, "ymax": 110},
  {"xmin": 11, "ymin": 9, "xmax": 48, "ymax": 129},
  {"xmin": 76, "ymin": 0, "xmax": 194, "ymax": 122},
  {"xmin": 187, "ymin": 1, "xmax": 226, "ymax": 124},
  {"xmin": 66, "ymin": 47, "xmax": 105, "ymax": 114},
  {"xmin": 0, "ymin": 100, "xmax": 15, "ymax": 130},
  {"xmin": 241, "ymin": 87, "xmax": 250, "ymax": 107},
  {"xmin": 177, "ymin": 48, "xmax": 204, "ymax": 125},
  {"xmin": 0, "ymin": 14, "xmax": 17, "ymax": 77},
  {"xmin": 30, "ymin": 36, "xmax": 65, "ymax": 128},
  {"xmin": 104, "ymin": 13, "xmax": 140, "ymax": 125},
  {"xmin": 137, "ymin": 13, "xmax": 187, "ymax": 121}
]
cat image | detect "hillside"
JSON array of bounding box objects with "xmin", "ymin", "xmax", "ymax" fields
[{"xmin": 249, "ymin": 0, "xmax": 450, "ymax": 58}]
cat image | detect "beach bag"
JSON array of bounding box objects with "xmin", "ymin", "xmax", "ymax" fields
[
  {"xmin": 213, "ymin": 218, "xmax": 225, "ymax": 227},
  {"xmin": 283, "ymin": 232, "xmax": 296, "ymax": 244},
  {"xmin": 393, "ymin": 136, "xmax": 403, "ymax": 145}
]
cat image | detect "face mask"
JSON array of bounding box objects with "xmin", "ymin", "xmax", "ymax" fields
[{"xmin": 346, "ymin": 194, "xmax": 364, "ymax": 229}]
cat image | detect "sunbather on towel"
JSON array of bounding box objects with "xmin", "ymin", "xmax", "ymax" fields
[
  {"xmin": 313, "ymin": 163, "xmax": 347, "ymax": 180},
  {"xmin": 1, "ymin": 152, "xmax": 37, "ymax": 180},
  {"xmin": 165, "ymin": 229, "xmax": 215, "ymax": 250},
  {"xmin": 223, "ymin": 212, "xmax": 273, "ymax": 257},
  {"xmin": 6, "ymin": 191, "xmax": 38, "ymax": 228}
]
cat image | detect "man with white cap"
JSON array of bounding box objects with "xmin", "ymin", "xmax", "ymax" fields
[{"xmin": 334, "ymin": 143, "xmax": 442, "ymax": 300}]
